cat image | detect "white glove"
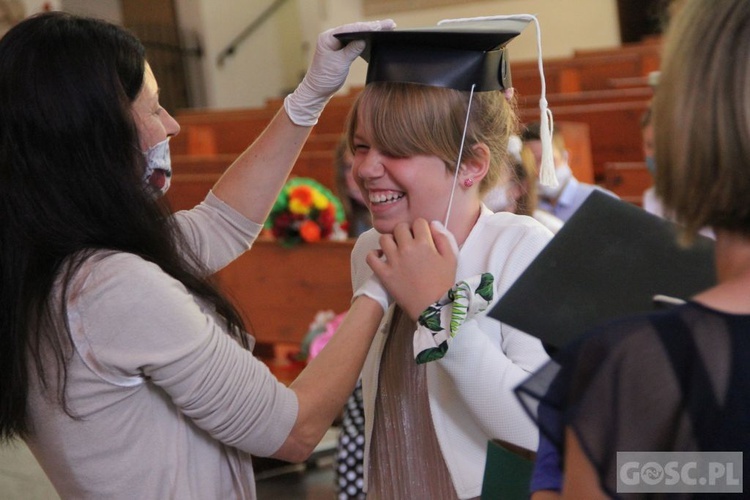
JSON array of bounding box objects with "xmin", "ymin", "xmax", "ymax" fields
[
  {"xmin": 284, "ymin": 19, "xmax": 396, "ymax": 127},
  {"xmin": 351, "ymin": 229, "xmax": 391, "ymax": 313},
  {"xmin": 355, "ymin": 275, "xmax": 391, "ymax": 313}
]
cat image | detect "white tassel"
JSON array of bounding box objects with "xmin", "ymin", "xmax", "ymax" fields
[
  {"xmin": 539, "ymin": 97, "xmax": 558, "ymax": 187},
  {"xmin": 438, "ymin": 14, "xmax": 557, "ymax": 187}
]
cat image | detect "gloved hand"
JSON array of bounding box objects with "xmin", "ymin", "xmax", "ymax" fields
[
  {"xmin": 284, "ymin": 19, "xmax": 396, "ymax": 127},
  {"xmin": 351, "ymin": 229, "xmax": 392, "ymax": 313},
  {"xmin": 354, "ymin": 275, "xmax": 391, "ymax": 314}
]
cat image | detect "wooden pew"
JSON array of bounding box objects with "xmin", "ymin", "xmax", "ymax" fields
[
  {"xmin": 518, "ymin": 99, "xmax": 651, "ymax": 182},
  {"xmin": 171, "ymin": 86, "xmax": 651, "ymax": 181},
  {"xmin": 167, "ymin": 150, "xmax": 337, "ymax": 212},
  {"xmin": 217, "ymin": 237, "xmax": 354, "ymax": 385},
  {"xmin": 215, "ymin": 238, "xmax": 354, "ymax": 347},
  {"xmin": 510, "ymin": 38, "xmax": 661, "ymax": 95},
  {"xmin": 170, "ymin": 107, "xmax": 277, "ymax": 155},
  {"xmin": 549, "ymin": 121, "xmax": 595, "ymax": 184},
  {"xmin": 516, "ymin": 86, "xmax": 653, "ymax": 109},
  {"xmin": 171, "ymin": 99, "xmax": 356, "ymax": 156},
  {"xmin": 602, "ymin": 161, "xmax": 652, "ymax": 206},
  {"xmin": 572, "ymin": 38, "xmax": 662, "ymax": 76}
]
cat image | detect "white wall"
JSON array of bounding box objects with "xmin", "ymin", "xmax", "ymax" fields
[
  {"xmin": 19, "ymin": 0, "xmax": 619, "ymax": 110},
  {"xmin": 328, "ymin": 0, "xmax": 621, "ymax": 94},
  {"xmin": 188, "ymin": 0, "xmax": 620, "ymax": 109},
  {"xmin": 177, "ymin": 0, "xmax": 304, "ymax": 109}
]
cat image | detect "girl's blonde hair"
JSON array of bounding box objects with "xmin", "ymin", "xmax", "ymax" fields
[{"xmin": 345, "ymin": 82, "xmax": 517, "ymax": 196}]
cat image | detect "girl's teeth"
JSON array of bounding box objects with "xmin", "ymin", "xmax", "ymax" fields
[{"xmin": 370, "ymin": 192, "xmax": 404, "ymax": 204}]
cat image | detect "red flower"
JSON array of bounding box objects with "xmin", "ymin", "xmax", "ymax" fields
[
  {"xmin": 289, "ymin": 185, "xmax": 313, "ymax": 206},
  {"xmin": 300, "ymin": 220, "xmax": 322, "ymax": 242},
  {"xmin": 317, "ymin": 205, "xmax": 335, "ymax": 238},
  {"xmin": 272, "ymin": 212, "xmax": 294, "ymax": 238},
  {"xmin": 265, "ymin": 178, "xmax": 346, "ymax": 246}
]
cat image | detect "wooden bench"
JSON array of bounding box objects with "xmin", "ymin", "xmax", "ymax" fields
[
  {"xmin": 549, "ymin": 121, "xmax": 595, "ymax": 184},
  {"xmin": 519, "ymin": 99, "xmax": 651, "ymax": 182},
  {"xmin": 516, "ymin": 86, "xmax": 653, "ymax": 109},
  {"xmin": 208, "ymin": 238, "xmax": 355, "ymax": 385},
  {"xmin": 511, "ymin": 39, "xmax": 661, "ymax": 95},
  {"xmin": 602, "ymin": 161, "xmax": 652, "ymax": 206},
  {"xmin": 215, "ymin": 238, "xmax": 354, "ymax": 347},
  {"xmin": 167, "ymin": 150, "xmax": 337, "ymax": 212},
  {"xmin": 171, "ymin": 101, "xmax": 355, "ymax": 156}
]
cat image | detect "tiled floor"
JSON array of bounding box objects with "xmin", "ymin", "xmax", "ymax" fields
[
  {"xmin": 256, "ymin": 457, "xmax": 337, "ymax": 499},
  {"xmin": 255, "ymin": 428, "xmax": 339, "ymax": 499},
  {"xmin": 0, "ymin": 431, "xmax": 339, "ymax": 500},
  {"xmin": 0, "ymin": 440, "xmax": 58, "ymax": 500}
]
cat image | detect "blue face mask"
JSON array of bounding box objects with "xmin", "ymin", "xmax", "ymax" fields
[
  {"xmin": 645, "ymin": 156, "xmax": 657, "ymax": 177},
  {"xmin": 142, "ymin": 138, "xmax": 172, "ymax": 197}
]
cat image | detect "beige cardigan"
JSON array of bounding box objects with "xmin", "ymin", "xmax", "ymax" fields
[{"xmin": 25, "ymin": 193, "xmax": 298, "ymax": 500}]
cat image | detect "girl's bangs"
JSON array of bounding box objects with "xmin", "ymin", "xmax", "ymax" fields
[{"xmin": 357, "ymin": 83, "xmax": 463, "ymax": 162}]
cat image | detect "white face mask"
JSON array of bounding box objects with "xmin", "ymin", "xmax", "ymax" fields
[
  {"xmin": 538, "ymin": 162, "xmax": 572, "ymax": 199},
  {"xmin": 483, "ymin": 183, "xmax": 511, "ymax": 212},
  {"xmin": 142, "ymin": 138, "xmax": 172, "ymax": 197}
]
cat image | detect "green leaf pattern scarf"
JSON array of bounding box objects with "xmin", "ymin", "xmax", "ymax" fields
[{"xmin": 414, "ymin": 273, "xmax": 494, "ymax": 364}]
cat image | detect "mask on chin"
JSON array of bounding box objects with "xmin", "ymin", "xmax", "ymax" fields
[
  {"xmin": 482, "ymin": 183, "xmax": 511, "ymax": 212},
  {"xmin": 645, "ymin": 156, "xmax": 657, "ymax": 176},
  {"xmin": 142, "ymin": 138, "xmax": 172, "ymax": 198},
  {"xmin": 538, "ymin": 162, "xmax": 572, "ymax": 199}
]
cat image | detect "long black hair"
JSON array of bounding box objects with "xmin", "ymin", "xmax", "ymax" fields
[{"xmin": 0, "ymin": 12, "xmax": 248, "ymax": 441}]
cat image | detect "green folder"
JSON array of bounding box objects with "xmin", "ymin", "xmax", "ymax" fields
[{"xmin": 481, "ymin": 439, "xmax": 535, "ymax": 499}]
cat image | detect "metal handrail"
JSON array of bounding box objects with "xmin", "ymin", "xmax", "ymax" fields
[{"xmin": 216, "ymin": 0, "xmax": 290, "ymax": 67}]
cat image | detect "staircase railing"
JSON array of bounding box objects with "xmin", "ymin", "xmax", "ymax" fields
[{"xmin": 216, "ymin": 0, "xmax": 291, "ymax": 67}]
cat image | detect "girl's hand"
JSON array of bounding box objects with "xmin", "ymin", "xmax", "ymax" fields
[{"xmin": 368, "ymin": 219, "xmax": 458, "ymax": 321}]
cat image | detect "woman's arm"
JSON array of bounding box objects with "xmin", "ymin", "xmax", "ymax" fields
[
  {"xmin": 211, "ymin": 20, "xmax": 394, "ymax": 225},
  {"xmin": 272, "ymin": 295, "xmax": 383, "ymax": 462},
  {"xmin": 274, "ymin": 219, "xmax": 459, "ymax": 461},
  {"xmin": 561, "ymin": 428, "xmax": 608, "ymax": 499},
  {"xmin": 210, "ymin": 109, "xmax": 311, "ymax": 224}
]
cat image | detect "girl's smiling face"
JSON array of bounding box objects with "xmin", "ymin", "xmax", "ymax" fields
[
  {"xmin": 344, "ymin": 82, "xmax": 514, "ymax": 243},
  {"xmin": 352, "ymin": 117, "xmax": 456, "ymax": 235}
]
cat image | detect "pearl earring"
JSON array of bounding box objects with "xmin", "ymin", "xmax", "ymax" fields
[{"xmin": 464, "ymin": 178, "xmax": 474, "ymax": 188}]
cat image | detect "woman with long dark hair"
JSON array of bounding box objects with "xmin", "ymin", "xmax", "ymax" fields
[{"xmin": 0, "ymin": 12, "xmax": 458, "ymax": 500}]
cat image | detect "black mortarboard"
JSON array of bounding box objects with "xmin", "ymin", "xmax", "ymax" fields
[
  {"xmin": 335, "ymin": 17, "xmax": 530, "ymax": 92},
  {"xmin": 336, "ymin": 15, "xmax": 559, "ymax": 187},
  {"xmin": 489, "ymin": 191, "xmax": 716, "ymax": 349}
]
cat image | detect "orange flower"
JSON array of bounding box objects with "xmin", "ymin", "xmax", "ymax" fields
[
  {"xmin": 289, "ymin": 185, "xmax": 313, "ymax": 205},
  {"xmin": 299, "ymin": 220, "xmax": 321, "ymax": 242}
]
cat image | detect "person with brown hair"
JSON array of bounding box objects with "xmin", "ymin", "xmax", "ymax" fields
[
  {"xmin": 339, "ymin": 16, "xmax": 554, "ymax": 498},
  {"xmin": 0, "ymin": 11, "xmax": 458, "ymax": 500},
  {"xmin": 518, "ymin": 0, "xmax": 750, "ymax": 497}
]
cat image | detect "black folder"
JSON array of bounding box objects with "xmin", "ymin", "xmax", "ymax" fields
[{"xmin": 489, "ymin": 191, "xmax": 716, "ymax": 349}]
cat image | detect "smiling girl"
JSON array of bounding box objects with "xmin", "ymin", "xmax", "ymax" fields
[{"xmin": 346, "ymin": 77, "xmax": 553, "ymax": 499}]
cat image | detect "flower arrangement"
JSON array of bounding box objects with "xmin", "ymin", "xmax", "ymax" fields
[{"xmin": 264, "ymin": 177, "xmax": 348, "ymax": 246}]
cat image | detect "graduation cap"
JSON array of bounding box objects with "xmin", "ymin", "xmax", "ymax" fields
[
  {"xmin": 489, "ymin": 191, "xmax": 716, "ymax": 350},
  {"xmin": 336, "ymin": 15, "xmax": 559, "ymax": 210},
  {"xmin": 335, "ymin": 17, "xmax": 531, "ymax": 91}
]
